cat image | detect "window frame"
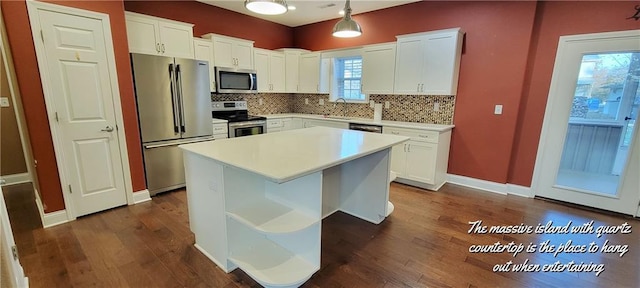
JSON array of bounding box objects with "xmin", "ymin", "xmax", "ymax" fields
[{"xmin": 324, "ymin": 48, "xmax": 369, "ymax": 103}]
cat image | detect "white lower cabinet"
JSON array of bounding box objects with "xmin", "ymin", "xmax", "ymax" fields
[
  {"xmin": 212, "ymin": 122, "xmax": 228, "ymax": 139},
  {"xmin": 302, "ymin": 119, "xmax": 349, "ymax": 129},
  {"xmin": 267, "ymin": 118, "xmax": 295, "ymax": 133},
  {"xmin": 383, "ymin": 126, "xmax": 451, "ymax": 190}
]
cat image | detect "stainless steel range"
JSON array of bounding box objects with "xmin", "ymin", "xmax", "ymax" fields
[{"xmin": 211, "ymin": 101, "xmax": 266, "ymax": 138}]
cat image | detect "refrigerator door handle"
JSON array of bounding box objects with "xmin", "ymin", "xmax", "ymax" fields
[
  {"xmin": 176, "ymin": 64, "xmax": 186, "ymax": 133},
  {"xmin": 169, "ymin": 63, "xmax": 180, "ymax": 134}
]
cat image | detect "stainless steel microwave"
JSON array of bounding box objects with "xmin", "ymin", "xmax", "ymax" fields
[{"xmin": 214, "ymin": 67, "xmax": 257, "ymax": 93}]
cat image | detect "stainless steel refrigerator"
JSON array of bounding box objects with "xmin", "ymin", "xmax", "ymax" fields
[{"xmin": 131, "ymin": 53, "xmax": 213, "ymax": 195}]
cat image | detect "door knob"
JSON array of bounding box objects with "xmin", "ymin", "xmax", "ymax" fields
[{"xmin": 101, "ymin": 126, "xmax": 114, "ymax": 132}]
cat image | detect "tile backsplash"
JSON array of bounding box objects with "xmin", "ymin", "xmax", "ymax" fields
[{"xmin": 212, "ymin": 93, "xmax": 455, "ymax": 125}]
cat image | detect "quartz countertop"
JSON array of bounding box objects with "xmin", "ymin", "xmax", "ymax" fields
[
  {"xmin": 179, "ymin": 126, "xmax": 409, "ymax": 183},
  {"xmin": 212, "ymin": 118, "xmax": 228, "ymax": 124},
  {"xmin": 261, "ymin": 113, "xmax": 454, "ymax": 132}
]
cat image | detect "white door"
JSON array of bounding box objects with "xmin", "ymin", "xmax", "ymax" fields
[
  {"xmin": 37, "ymin": 9, "xmax": 127, "ymax": 216},
  {"xmin": 534, "ymin": 30, "xmax": 640, "ymax": 215}
]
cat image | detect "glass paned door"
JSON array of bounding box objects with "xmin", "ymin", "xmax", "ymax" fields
[
  {"xmin": 555, "ymin": 53, "xmax": 639, "ymax": 196},
  {"xmin": 534, "ymin": 30, "xmax": 640, "ymax": 215}
]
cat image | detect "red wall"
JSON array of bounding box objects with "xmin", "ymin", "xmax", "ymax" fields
[
  {"xmin": 507, "ymin": 1, "xmax": 640, "ymax": 186},
  {"xmin": 295, "ymin": 1, "xmax": 538, "ymax": 184},
  {"xmin": 123, "ymin": 0, "xmax": 294, "ymax": 49},
  {"xmin": 1, "ymin": 0, "xmax": 146, "ymax": 212}
]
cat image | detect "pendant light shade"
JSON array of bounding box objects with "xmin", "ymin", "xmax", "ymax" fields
[
  {"xmin": 332, "ymin": 0, "xmax": 362, "ymax": 38},
  {"xmin": 244, "ymin": 0, "xmax": 288, "ymax": 15}
]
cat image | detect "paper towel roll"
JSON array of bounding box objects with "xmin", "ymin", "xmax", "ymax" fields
[{"xmin": 374, "ymin": 103, "xmax": 382, "ymax": 122}]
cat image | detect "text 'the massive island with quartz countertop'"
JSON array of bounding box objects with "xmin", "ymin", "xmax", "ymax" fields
[{"xmin": 179, "ymin": 127, "xmax": 409, "ymax": 287}]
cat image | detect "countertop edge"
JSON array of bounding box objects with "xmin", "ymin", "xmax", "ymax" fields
[{"xmin": 261, "ymin": 114, "xmax": 454, "ymax": 132}]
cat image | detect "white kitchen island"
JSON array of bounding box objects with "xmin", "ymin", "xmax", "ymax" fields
[{"xmin": 179, "ymin": 126, "xmax": 409, "ymax": 287}]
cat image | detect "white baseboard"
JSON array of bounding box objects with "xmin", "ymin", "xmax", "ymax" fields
[
  {"xmin": 506, "ymin": 183, "xmax": 533, "ymax": 198},
  {"xmin": 446, "ymin": 174, "xmax": 533, "ymax": 198},
  {"xmin": 43, "ymin": 210, "xmax": 69, "ymax": 228},
  {"xmin": 133, "ymin": 189, "xmax": 151, "ymax": 204},
  {"xmin": 0, "ymin": 173, "xmax": 31, "ymax": 186}
]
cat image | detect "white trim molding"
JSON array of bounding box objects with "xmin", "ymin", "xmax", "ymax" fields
[
  {"xmin": 447, "ymin": 174, "xmax": 533, "ymax": 198},
  {"xmin": 42, "ymin": 209, "xmax": 69, "ymax": 228},
  {"xmin": 133, "ymin": 189, "xmax": 151, "ymax": 204},
  {"xmin": 0, "ymin": 173, "xmax": 31, "ymax": 186}
]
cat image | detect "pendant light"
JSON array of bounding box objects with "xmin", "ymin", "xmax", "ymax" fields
[
  {"xmin": 245, "ymin": 0, "xmax": 288, "ymax": 15},
  {"xmin": 332, "ymin": 0, "xmax": 362, "ymax": 38}
]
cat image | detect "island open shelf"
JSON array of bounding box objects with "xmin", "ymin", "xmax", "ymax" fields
[{"xmin": 180, "ymin": 127, "xmax": 409, "ymax": 287}]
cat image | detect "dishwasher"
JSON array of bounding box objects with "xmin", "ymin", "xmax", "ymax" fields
[
  {"xmin": 348, "ymin": 122, "xmax": 395, "ymax": 216},
  {"xmin": 348, "ymin": 123, "xmax": 383, "ymax": 133}
]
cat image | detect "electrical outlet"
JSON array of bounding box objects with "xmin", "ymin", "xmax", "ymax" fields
[
  {"xmin": 385, "ymin": 101, "xmax": 390, "ymax": 109},
  {"xmin": 369, "ymin": 100, "xmax": 375, "ymax": 108},
  {"xmin": 434, "ymin": 102, "xmax": 440, "ymax": 111},
  {"xmin": 259, "ymin": 98, "xmax": 263, "ymax": 105},
  {"xmin": 319, "ymin": 99, "xmax": 324, "ymax": 105},
  {"xmin": 0, "ymin": 97, "xmax": 9, "ymax": 108},
  {"xmin": 305, "ymin": 98, "xmax": 309, "ymax": 105},
  {"xmin": 494, "ymin": 105, "xmax": 503, "ymax": 115}
]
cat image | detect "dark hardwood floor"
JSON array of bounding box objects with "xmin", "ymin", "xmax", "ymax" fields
[{"xmin": 4, "ymin": 182, "xmax": 639, "ymax": 287}]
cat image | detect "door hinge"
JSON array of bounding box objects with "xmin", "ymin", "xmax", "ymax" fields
[
  {"xmin": 115, "ymin": 124, "xmax": 119, "ymax": 131},
  {"xmin": 55, "ymin": 112, "xmax": 59, "ymax": 122},
  {"xmin": 11, "ymin": 246, "xmax": 19, "ymax": 261},
  {"xmin": 68, "ymin": 184, "xmax": 73, "ymax": 194}
]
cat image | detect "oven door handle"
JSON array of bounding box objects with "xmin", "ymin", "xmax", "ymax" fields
[{"xmin": 228, "ymin": 121, "xmax": 266, "ymax": 128}]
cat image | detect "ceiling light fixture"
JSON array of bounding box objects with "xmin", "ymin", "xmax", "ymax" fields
[
  {"xmin": 332, "ymin": 0, "xmax": 362, "ymax": 38},
  {"xmin": 244, "ymin": 0, "xmax": 288, "ymax": 15}
]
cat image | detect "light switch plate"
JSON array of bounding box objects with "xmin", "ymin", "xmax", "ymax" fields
[
  {"xmin": 259, "ymin": 98, "xmax": 263, "ymax": 105},
  {"xmin": 385, "ymin": 101, "xmax": 390, "ymax": 109},
  {"xmin": 305, "ymin": 98, "xmax": 309, "ymax": 105},
  {"xmin": 369, "ymin": 100, "xmax": 375, "ymax": 108},
  {"xmin": 0, "ymin": 97, "xmax": 9, "ymax": 108},
  {"xmin": 434, "ymin": 102, "xmax": 440, "ymax": 111},
  {"xmin": 494, "ymin": 104, "xmax": 503, "ymax": 115},
  {"xmin": 319, "ymin": 99, "xmax": 324, "ymax": 105}
]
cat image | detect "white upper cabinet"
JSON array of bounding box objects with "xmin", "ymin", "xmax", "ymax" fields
[
  {"xmin": 125, "ymin": 12, "xmax": 194, "ymax": 59},
  {"xmin": 193, "ymin": 38, "xmax": 216, "ymax": 92},
  {"xmin": 278, "ymin": 48, "xmax": 309, "ymax": 93},
  {"xmin": 202, "ymin": 33, "xmax": 254, "ymax": 70},
  {"xmin": 254, "ymin": 49, "xmax": 285, "ymax": 93},
  {"xmin": 394, "ymin": 28, "xmax": 464, "ymax": 95},
  {"xmin": 298, "ymin": 52, "xmax": 321, "ymax": 93},
  {"xmin": 362, "ymin": 43, "xmax": 396, "ymax": 95},
  {"xmin": 298, "ymin": 52, "xmax": 330, "ymax": 94}
]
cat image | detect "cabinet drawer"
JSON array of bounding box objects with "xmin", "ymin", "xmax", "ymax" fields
[
  {"xmin": 213, "ymin": 124, "xmax": 228, "ymax": 134},
  {"xmin": 384, "ymin": 127, "xmax": 439, "ymax": 143},
  {"xmin": 267, "ymin": 119, "xmax": 284, "ymax": 128}
]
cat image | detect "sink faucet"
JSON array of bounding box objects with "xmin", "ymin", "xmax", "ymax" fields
[{"xmin": 334, "ymin": 98, "xmax": 348, "ymax": 117}]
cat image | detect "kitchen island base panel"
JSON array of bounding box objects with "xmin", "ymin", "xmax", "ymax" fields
[{"xmin": 182, "ymin": 134, "xmax": 399, "ymax": 286}]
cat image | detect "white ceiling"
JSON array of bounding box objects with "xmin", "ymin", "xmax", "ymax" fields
[{"xmin": 196, "ymin": 0, "xmax": 421, "ymax": 27}]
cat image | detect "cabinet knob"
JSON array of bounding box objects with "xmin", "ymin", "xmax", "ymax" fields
[{"xmin": 156, "ymin": 43, "xmax": 160, "ymax": 53}]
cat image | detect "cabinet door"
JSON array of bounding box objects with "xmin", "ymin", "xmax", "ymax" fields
[
  {"xmin": 212, "ymin": 37, "xmax": 234, "ymax": 67},
  {"xmin": 234, "ymin": 41, "xmax": 254, "ymax": 70},
  {"xmin": 270, "ymin": 52, "xmax": 286, "ymax": 93},
  {"xmin": 423, "ymin": 33, "xmax": 460, "ymax": 95},
  {"xmin": 284, "ymin": 52, "xmax": 300, "ymax": 92},
  {"xmin": 125, "ymin": 15, "xmax": 161, "ymax": 55},
  {"xmin": 194, "ymin": 38, "xmax": 216, "ymax": 92},
  {"xmin": 282, "ymin": 119, "xmax": 292, "ymax": 131},
  {"xmin": 405, "ymin": 141, "xmax": 437, "ymax": 184},
  {"xmin": 389, "ymin": 143, "xmax": 407, "ymax": 178},
  {"xmin": 394, "ymin": 37, "xmax": 425, "ymax": 94},
  {"xmin": 158, "ymin": 21, "xmax": 194, "ymax": 59},
  {"xmin": 299, "ymin": 53, "xmax": 320, "ymax": 93},
  {"xmin": 254, "ymin": 49, "xmax": 270, "ymax": 92},
  {"xmin": 362, "ymin": 44, "xmax": 396, "ymax": 95}
]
